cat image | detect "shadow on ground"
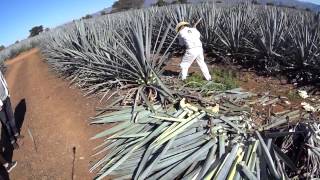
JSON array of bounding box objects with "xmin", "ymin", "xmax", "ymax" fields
[
  {"xmin": 14, "ymin": 99, "xmax": 26, "ymax": 132},
  {"xmin": 0, "ymin": 99, "xmax": 26, "ymax": 180}
]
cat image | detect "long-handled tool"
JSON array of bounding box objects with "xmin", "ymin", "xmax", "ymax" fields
[{"xmin": 193, "ymin": 17, "xmax": 203, "ymax": 28}]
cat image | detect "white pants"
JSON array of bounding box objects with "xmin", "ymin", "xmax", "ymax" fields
[{"xmin": 180, "ymin": 47, "xmax": 211, "ymax": 80}]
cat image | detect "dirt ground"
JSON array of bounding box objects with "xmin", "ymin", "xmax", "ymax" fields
[
  {"xmin": 166, "ymin": 56, "xmax": 297, "ymax": 97},
  {"xmin": 0, "ymin": 49, "xmax": 103, "ymax": 180},
  {"xmin": 165, "ymin": 56, "xmax": 307, "ymax": 117}
]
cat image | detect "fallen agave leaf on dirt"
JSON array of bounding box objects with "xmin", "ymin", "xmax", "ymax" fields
[
  {"xmin": 90, "ymin": 86, "xmax": 320, "ymax": 179},
  {"xmin": 301, "ymin": 102, "xmax": 316, "ymax": 112},
  {"xmin": 298, "ymin": 90, "xmax": 309, "ymax": 99},
  {"xmin": 206, "ymin": 104, "xmax": 219, "ymax": 114}
]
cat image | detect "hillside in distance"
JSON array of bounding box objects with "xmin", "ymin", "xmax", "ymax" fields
[
  {"xmin": 143, "ymin": 0, "xmax": 320, "ymax": 11},
  {"xmin": 94, "ymin": 0, "xmax": 319, "ymax": 17}
]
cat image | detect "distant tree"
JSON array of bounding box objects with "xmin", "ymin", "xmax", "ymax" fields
[
  {"xmin": 111, "ymin": 0, "xmax": 144, "ymax": 12},
  {"xmin": 172, "ymin": 0, "xmax": 188, "ymax": 4},
  {"xmin": 155, "ymin": 0, "xmax": 168, "ymax": 6},
  {"xmin": 216, "ymin": 0, "xmax": 222, "ymax": 4},
  {"xmin": 29, "ymin": 25, "xmax": 43, "ymax": 37},
  {"xmin": 82, "ymin": 14, "xmax": 93, "ymax": 19},
  {"xmin": 0, "ymin": 45, "xmax": 5, "ymax": 51},
  {"xmin": 305, "ymin": 8, "xmax": 311, "ymax": 11},
  {"xmin": 266, "ymin": 2, "xmax": 274, "ymax": 6},
  {"xmin": 15, "ymin": 40, "xmax": 19, "ymax": 44},
  {"xmin": 45, "ymin": 28, "xmax": 50, "ymax": 32},
  {"xmin": 251, "ymin": 0, "xmax": 259, "ymax": 5},
  {"xmin": 101, "ymin": 11, "xmax": 107, "ymax": 16}
]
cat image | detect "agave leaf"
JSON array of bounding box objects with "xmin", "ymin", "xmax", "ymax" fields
[
  {"xmin": 91, "ymin": 121, "xmax": 132, "ymax": 140},
  {"xmin": 146, "ymin": 160, "xmax": 180, "ymax": 180},
  {"xmin": 161, "ymin": 138, "xmax": 208, "ymax": 163},
  {"xmin": 272, "ymin": 143, "xmax": 297, "ymax": 171},
  {"xmin": 219, "ymin": 116, "xmax": 245, "ymax": 134},
  {"xmin": 219, "ymin": 134, "xmax": 226, "ymax": 158},
  {"xmin": 264, "ymin": 131, "xmax": 303, "ymax": 138},
  {"xmin": 134, "ymin": 145, "xmax": 156, "ymax": 180},
  {"xmin": 159, "ymin": 139, "xmax": 215, "ymax": 180},
  {"xmin": 255, "ymin": 157, "xmax": 260, "ymax": 180},
  {"xmin": 214, "ymin": 144, "xmax": 240, "ymax": 180},
  {"xmin": 182, "ymin": 166, "xmax": 202, "ymax": 180},
  {"xmin": 139, "ymin": 89, "xmax": 155, "ymax": 112},
  {"xmin": 92, "ymin": 110, "xmax": 151, "ymax": 124},
  {"xmin": 227, "ymin": 149, "xmax": 245, "ymax": 180},
  {"xmin": 238, "ymin": 162, "xmax": 258, "ymax": 180},
  {"xmin": 108, "ymin": 132, "xmax": 150, "ymax": 139},
  {"xmin": 132, "ymin": 87, "xmax": 142, "ymax": 122},
  {"xmin": 150, "ymin": 115, "xmax": 184, "ymax": 122},
  {"xmin": 153, "ymin": 112, "xmax": 206, "ymax": 147},
  {"xmin": 137, "ymin": 138, "xmax": 175, "ymax": 180},
  {"xmin": 110, "ymin": 123, "xmax": 148, "ymax": 140},
  {"xmin": 255, "ymin": 131, "xmax": 281, "ymax": 180},
  {"xmin": 244, "ymin": 142, "xmax": 254, "ymax": 164},
  {"xmin": 247, "ymin": 140, "xmax": 259, "ymax": 169},
  {"xmin": 204, "ymin": 153, "xmax": 229, "ymax": 180},
  {"xmin": 113, "ymin": 174, "xmax": 131, "ymax": 180},
  {"xmin": 153, "ymin": 110, "xmax": 188, "ymax": 143},
  {"xmin": 91, "ymin": 138, "xmax": 138, "ymax": 172},
  {"xmin": 96, "ymin": 122, "xmax": 169, "ymax": 179},
  {"xmin": 197, "ymin": 145, "xmax": 218, "ymax": 179}
]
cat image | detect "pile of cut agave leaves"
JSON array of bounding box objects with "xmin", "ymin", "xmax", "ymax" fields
[{"xmin": 90, "ymin": 88, "xmax": 320, "ymax": 180}]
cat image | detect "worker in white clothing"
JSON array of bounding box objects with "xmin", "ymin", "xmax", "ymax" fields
[{"xmin": 175, "ymin": 21, "xmax": 211, "ymax": 81}]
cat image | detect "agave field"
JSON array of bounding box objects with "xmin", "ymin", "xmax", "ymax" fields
[
  {"xmin": 40, "ymin": 3, "xmax": 320, "ymax": 94},
  {"xmin": 1, "ymin": 2, "xmax": 320, "ymax": 179},
  {"xmin": 0, "ymin": 34, "xmax": 45, "ymax": 73},
  {"xmin": 0, "ymin": 35, "xmax": 44, "ymax": 63}
]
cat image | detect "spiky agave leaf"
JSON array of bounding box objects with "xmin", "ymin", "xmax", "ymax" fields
[
  {"xmin": 286, "ymin": 12, "xmax": 320, "ymax": 83},
  {"xmin": 214, "ymin": 5, "xmax": 254, "ymax": 62},
  {"xmin": 246, "ymin": 6, "xmax": 291, "ymax": 73}
]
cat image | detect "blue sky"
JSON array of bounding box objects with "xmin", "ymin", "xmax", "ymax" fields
[
  {"xmin": 302, "ymin": 0, "xmax": 320, "ymax": 4},
  {"xmin": 0, "ymin": 0, "xmax": 116, "ymax": 46},
  {"xmin": 0, "ymin": 0, "xmax": 319, "ymax": 47}
]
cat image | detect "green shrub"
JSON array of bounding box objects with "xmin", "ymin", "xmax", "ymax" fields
[
  {"xmin": 287, "ymin": 90, "xmax": 302, "ymax": 101},
  {"xmin": 211, "ymin": 68, "xmax": 238, "ymax": 90},
  {"xmin": 185, "ymin": 68, "xmax": 238, "ymax": 92},
  {"xmin": 185, "ymin": 73, "xmax": 206, "ymax": 88}
]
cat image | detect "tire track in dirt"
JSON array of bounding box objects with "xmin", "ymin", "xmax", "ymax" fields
[{"xmin": 3, "ymin": 49, "xmax": 103, "ymax": 180}]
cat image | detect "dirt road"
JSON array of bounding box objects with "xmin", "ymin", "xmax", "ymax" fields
[{"xmin": 1, "ymin": 49, "xmax": 102, "ymax": 180}]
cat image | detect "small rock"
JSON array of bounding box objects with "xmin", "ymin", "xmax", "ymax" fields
[{"xmin": 79, "ymin": 156, "xmax": 85, "ymax": 160}]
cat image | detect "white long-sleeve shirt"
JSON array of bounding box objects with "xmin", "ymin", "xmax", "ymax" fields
[
  {"xmin": 178, "ymin": 27, "xmax": 202, "ymax": 49},
  {"xmin": 0, "ymin": 71, "xmax": 9, "ymax": 106}
]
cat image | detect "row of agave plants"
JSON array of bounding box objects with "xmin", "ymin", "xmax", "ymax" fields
[
  {"xmin": 0, "ymin": 34, "xmax": 44, "ymax": 63},
  {"xmin": 38, "ymin": 2, "xmax": 320, "ymax": 179},
  {"xmin": 0, "ymin": 33, "xmax": 47, "ymax": 73},
  {"xmin": 40, "ymin": 3, "xmax": 320, "ymax": 103}
]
